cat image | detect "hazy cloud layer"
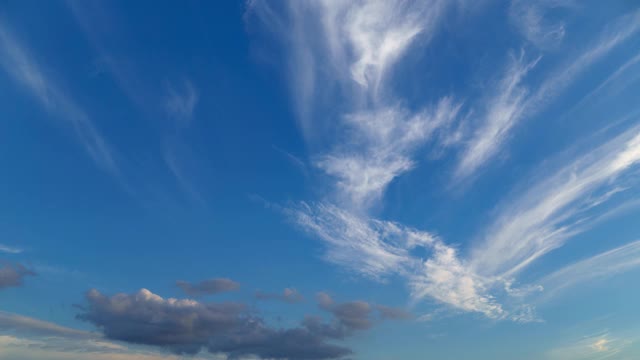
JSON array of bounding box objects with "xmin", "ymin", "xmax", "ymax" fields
[{"xmin": 176, "ymin": 278, "xmax": 240, "ymax": 297}]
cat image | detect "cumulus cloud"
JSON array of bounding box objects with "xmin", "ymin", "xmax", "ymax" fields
[
  {"xmin": 316, "ymin": 292, "xmax": 373, "ymax": 331},
  {"xmin": 316, "ymin": 293, "xmax": 413, "ymax": 327},
  {"xmin": 77, "ymin": 288, "xmax": 392, "ymax": 359},
  {"xmin": 0, "ymin": 263, "xmax": 35, "ymax": 289},
  {"xmin": 176, "ymin": 278, "xmax": 240, "ymax": 297},
  {"xmin": 255, "ymin": 288, "xmax": 304, "ymax": 303}
]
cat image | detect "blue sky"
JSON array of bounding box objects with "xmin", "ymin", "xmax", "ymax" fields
[{"xmin": 1, "ymin": 0, "xmax": 640, "ymax": 359}]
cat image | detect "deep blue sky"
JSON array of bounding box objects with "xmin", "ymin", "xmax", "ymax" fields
[{"xmin": 1, "ymin": 1, "xmax": 640, "ymax": 359}]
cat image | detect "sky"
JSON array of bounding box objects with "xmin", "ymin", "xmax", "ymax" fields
[{"xmin": 1, "ymin": 0, "xmax": 640, "ymax": 359}]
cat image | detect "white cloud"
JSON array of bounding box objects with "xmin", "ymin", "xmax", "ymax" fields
[
  {"xmin": 509, "ymin": 0, "xmax": 574, "ymax": 49},
  {"xmin": 409, "ymin": 242, "xmax": 505, "ymax": 319},
  {"xmin": 537, "ymin": 240, "xmax": 640, "ymax": 301},
  {"xmin": 0, "ymin": 244, "xmax": 22, "ymax": 254},
  {"xmin": 321, "ymin": 0, "xmax": 446, "ymax": 93},
  {"xmin": 0, "ymin": 21, "xmax": 120, "ymax": 178},
  {"xmin": 252, "ymin": 1, "xmax": 640, "ymax": 324},
  {"xmin": 288, "ymin": 202, "xmax": 430, "ymax": 280},
  {"xmin": 456, "ymin": 10, "xmax": 640, "ymax": 180},
  {"xmin": 289, "ymin": 202, "xmax": 521, "ymax": 320},
  {"xmin": 548, "ymin": 332, "xmax": 632, "ymax": 360},
  {"xmin": 470, "ymin": 126, "xmax": 640, "ymax": 278},
  {"xmin": 455, "ymin": 51, "xmax": 540, "ymax": 179},
  {"xmin": 318, "ymin": 98, "xmax": 461, "ymax": 209}
]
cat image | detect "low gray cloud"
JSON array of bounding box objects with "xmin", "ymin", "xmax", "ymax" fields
[
  {"xmin": 76, "ymin": 288, "xmax": 367, "ymax": 360},
  {"xmin": 255, "ymin": 288, "xmax": 304, "ymax": 303},
  {"xmin": 317, "ymin": 292, "xmax": 413, "ymax": 325},
  {"xmin": 0, "ymin": 263, "xmax": 35, "ymax": 289},
  {"xmin": 176, "ymin": 277, "xmax": 240, "ymax": 297},
  {"xmin": 316, "ymin": 292, "xmax": 373, "ymax": 331}
]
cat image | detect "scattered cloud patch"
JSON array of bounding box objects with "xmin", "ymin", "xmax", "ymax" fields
[
  {"xmin": 537, "ymin": 240, "xmax": 640, "ymax": 301},
  {"xmin": 77, "ymin": 288, "xmax": 393, "ymax": 359},
  {"xmin": 0, "ymin": 244, "xmax": 23, "ymax": 254},
  {"xmin": 0, "ymin": 263, "xmax": 35, "ymax": 290},
  {"xmin": 471, "ymin": 126, "xmax": 640, "ymax": 278}
]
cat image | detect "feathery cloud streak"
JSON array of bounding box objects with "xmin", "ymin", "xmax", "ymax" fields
[
  {"xmin": 0, "ymin": 21, "xmax": 120, "ymax": 177},
  {"xmin": 471, "ymin": 125, "xmax": 640, "ymax": 278},
  {"xmin": 537, "ymin": 240, "xmax": 640, "ymax": 301},
  {"xmin": 456, "ymin": 10, "xmax": 640, "ymax": 180}
]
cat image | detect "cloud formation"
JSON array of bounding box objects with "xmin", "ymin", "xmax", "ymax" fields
[
  {"xmin": 77, "ymin": 288, "xmax": 396, "ymax": 360},
  {"xmin": 0, "ymin": 20, "xmax": 121, "ymax": 178},
  {"xmin": 0, "ymin": 313, "xmax": 213, "ymax": 360},
  {"xmin": 537, "ymin": 240, "xmax": 640, "ymax": 301},
  {"xmin": 248, "ymin": 0, "xmax": 640, "ymax": 328},
  {"xmin": 471, "ymin": 126, "xmax": 640, "ymax": 278},
  {"xmin": 176, "ymin": 278, "xmax": 240, "ymax": 297},
  {"xmin": 0, "ymin": 244, "xmax": 22, "ymax": 254},
  {"xmin": 0, "ymin": 263, "xmax": 35, "ymax": 290}
]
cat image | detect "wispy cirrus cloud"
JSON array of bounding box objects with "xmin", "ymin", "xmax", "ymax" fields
[
  {"xmin": 455, "ymin": 51, "xmax": 540, "ymax": 180},
  {"xmin": 0, "ymin": 244, "xmax": 23, "ymax": 254},
  {"xmin": 537, "ymin": 240, "xmax": 640, "ymax": 301},
  {"xmin": 0, "ymin": 20, "xmax": 121, "ymax": 178},
  {"xmin": 509, "ymin": 0, "xmax": 574, "ymax": 50},
  {"xmin": 456, "ymin": 10, "xmax": 640, "ymax": 180},
  {"xmin": 548, "ymin": 332, "xmax": 632, "ymax": 360},
  {"xmin": 470, "ymin": 125, "xmax": 640, "ymax": 278},
  {"xmin": 250, "ymin": 0, "xmax": 463, "ymax": 216},
  {"xmin": 251, "ymin": 1, "xmax": 521, "ymax": 320},
  {"xmin": 318, "ymin": 98, "xmax": 462, "ymax": 209},
  {"xmin": 288, "ymin": 202, "xmax": 432, "ymax": 281},
  {"xmin": 288, "ymin": 203, "xmax": 517, "ymax": 320},
  {"xmin": 250, "ymin": 0, "xmax": 640, "ymax": 325}
]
